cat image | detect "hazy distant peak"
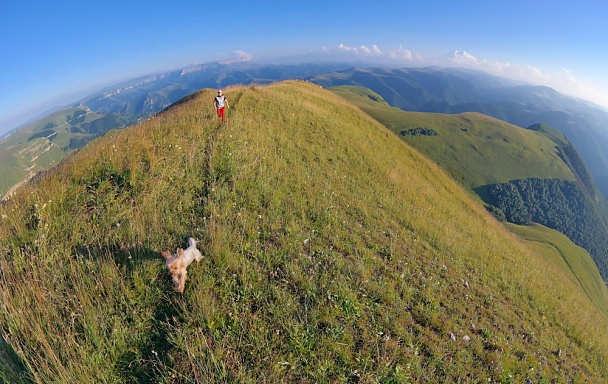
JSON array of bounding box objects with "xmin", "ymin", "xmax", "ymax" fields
[
  {"xmin": 180, "ymin": 51, "xmax": 253, "ymax": 75},
  {"xmin": 426, "ymin": 50, "xmax": 482, "ymax": 70},
  {"xmin": 447, "ymin": 50, "xmax": 478, "ymax": 64},
  {"xmin": 180, "ymin": 64, "xmax": 216, "ymax": 76},
  {"xmin": 99, "ymin": 76, "xmax": 158, "ymax": 99},
  {"xmin": 219, "ymin": 50, "xmax": 253, "ymax": 64}
]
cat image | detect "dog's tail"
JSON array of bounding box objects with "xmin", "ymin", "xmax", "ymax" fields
[{"xmin": 188, "ymin": 237, "xmax": 198, "ymax": 248}]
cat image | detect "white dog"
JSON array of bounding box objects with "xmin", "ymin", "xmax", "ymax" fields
[{"xmin": 161, "ymin": 238, "xmax": 203, "ymax": 293}]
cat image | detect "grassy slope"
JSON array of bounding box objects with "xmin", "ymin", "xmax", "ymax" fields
[
  {"xmin": 331, "ymin": 84, "xmax": 608, "ymax": 317},
  {"xmin": 329, "ymin": 86, "xmax": 575, "ymax": 193},
  {"xmin": 507, "ymin": 223, "xmax": 608, "ymax": 314},
  {"xmin": 1, "ymin": 82, "xmax": 608, "ymax": 382}
]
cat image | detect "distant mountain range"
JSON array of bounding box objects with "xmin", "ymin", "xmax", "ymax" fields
[
  {"xmin": 0, "ymin": 61, "xmax": 354, "ymax": 197},
  {"xmin": 3, "ymin": 61, "xmax": 608, "ymax": 201},
  {"xmin": 77, "ymin": 61, "xmax": 354, "ymax": 115},
  {"xmin": 73, "ymin": 63, "xmax": 608, "ymax": 202},
  {"xmin": 307, "ymin": 67, "xmax": 608, "ymax": 199}
]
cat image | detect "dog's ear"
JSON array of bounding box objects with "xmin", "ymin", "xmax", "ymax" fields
[
  {"xmin": 177, "ymin": 248, "xmax": 185, "ymax": 257},
  {"xmin": 161, "ymin": 251, "xmax": 173, "ymax": 261}
]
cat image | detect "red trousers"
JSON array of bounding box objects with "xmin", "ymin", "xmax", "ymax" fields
[{"xmin": 216, "ymin": 107, "xmax": 225, "ymax": 122}]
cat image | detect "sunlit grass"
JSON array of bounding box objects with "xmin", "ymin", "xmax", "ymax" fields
[
  {"xmin": 330, "ymin": 85, "xmax": 576, "ymax": 192},
  {"xmin": 1, "ymin": 82, "xmax": 608, "ymax": 382}
]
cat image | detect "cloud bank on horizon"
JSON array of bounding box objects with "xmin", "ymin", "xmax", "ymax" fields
[
  {"xmin": 1, "ymin": 44, "xmax": 606, "ymax": 135},
  {"xmin": 330, "ymin": 43, "xmax": 607, "ymax": 107}
]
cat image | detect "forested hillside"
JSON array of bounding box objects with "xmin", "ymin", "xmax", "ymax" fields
[{"xmin": 485, "ymin": 178, "xmax": 608, "ymax": 280}]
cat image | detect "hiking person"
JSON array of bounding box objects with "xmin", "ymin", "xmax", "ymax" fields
[{"xmin": 213, "ymin": 89, "xmax": 229, "ymax": 123}]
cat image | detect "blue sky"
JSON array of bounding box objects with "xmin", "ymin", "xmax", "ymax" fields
[{"xmin": 2, "ymin": 0, "xmax": 608, "ymax": 134}]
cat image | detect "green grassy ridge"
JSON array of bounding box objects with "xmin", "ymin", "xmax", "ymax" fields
[
  {"xmin": 331, "ymin": 85, "xmax": 608, "ymax": 305},
  {"xmin": 1, "ymin": 82, "xmax": 608, "ymax": 382},
  {"xmin": 329, "ymin": 85, "xmax": 576, "ymax": 193},
  {"xmin": 311, "ymin": 67, "xmax": 608, "ymax": 204},
  {"xmin": 507, "ymin": 223, "xmax": 608, "ymax": 313}
]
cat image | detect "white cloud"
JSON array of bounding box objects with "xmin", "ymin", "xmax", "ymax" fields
[
  {"xmin": 338, "ymin": 44, "xmax": 382, "ymax": 56},
  {"xmin": 218, "ymin": 50, "xmax": 253, "ymax": 64},
  {"xmin": 234, "ymin": 50, "xmax": 253, "ymax": 61},
  {"xmin": 558, "ymin": 68, "xmax": 582, "ymax": 87},
  {"xmin": 389, "ymin": 45, "xmax": 415, "ymax": 61},
  {"xmin": 438, "ymin": 52, "xmax": 608, "ymax": 108},
  {"xmin": 334, "ymin": 46, "xmax": 546, "ymax": 83},
  {"xmin": 548, "ymin": 68, "xmax": 608, "ymax": 107},
  {"xmin": 336, "ymin": 43, "xmax": 421, "ymax": 62},
  {"xmin": 338, "ymin": 44, "xmax": 357, "ymax": 53},
  {"xmin": 440, "ymin": 51, "xmax": 547, "ymax": 84},
  {"xmin": 448, "ymin": 50, "xmax": 480, "ymax": 65},
  {"xmin": 329, "ymin": 44, "xmax": 608, "ymax": 108}
]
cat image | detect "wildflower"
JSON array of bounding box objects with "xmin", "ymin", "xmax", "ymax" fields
[{"xmin": 116, "ymin": 223, "xmax": 121, "ymax": 227}]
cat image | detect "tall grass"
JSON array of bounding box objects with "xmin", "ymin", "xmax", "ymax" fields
[{"xmin": 1, "ymin": 82, "xmax": 608, "ymax": 382}]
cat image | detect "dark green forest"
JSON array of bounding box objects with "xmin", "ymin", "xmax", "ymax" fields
[
  {"xmin": 485, "ymin": 178, "xmax": 608, "ymax": 281},
  {"xmin": 399, "ymin": 127, "xmax": 438, "ymax": 136}
]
